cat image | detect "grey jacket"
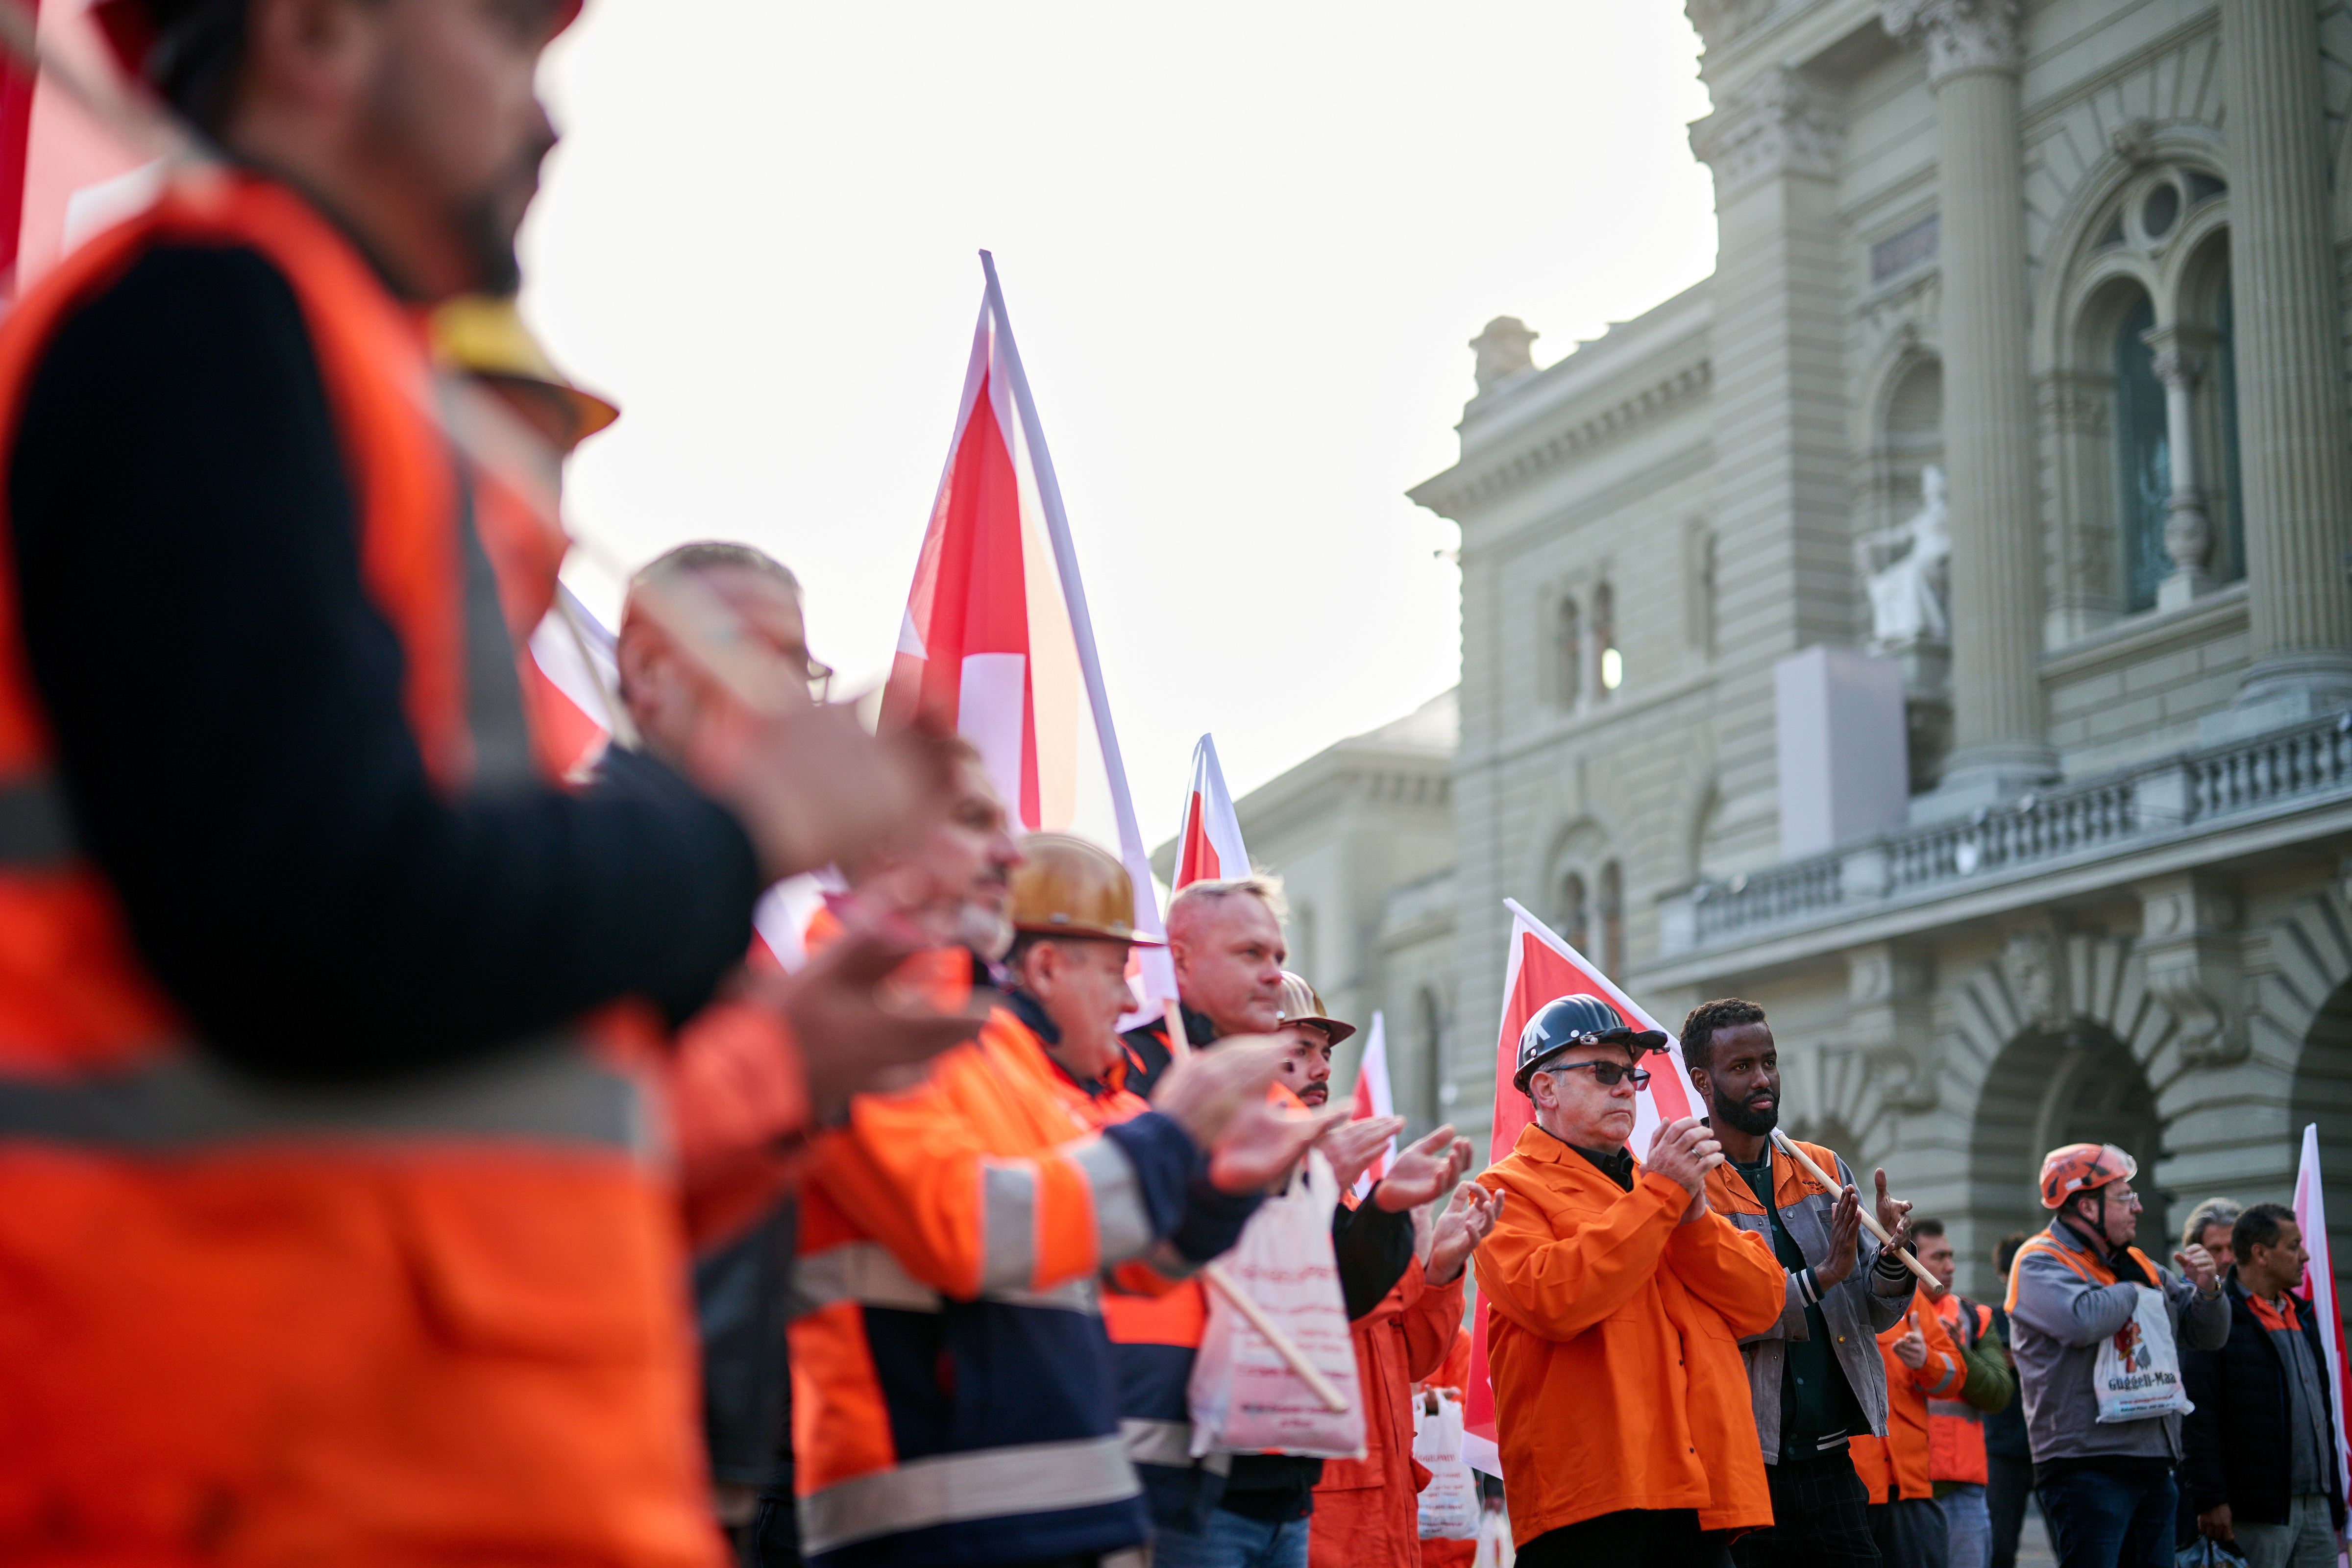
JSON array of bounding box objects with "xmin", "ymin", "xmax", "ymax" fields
[
  {"xmin": 2009, "ymin": 1217, "xmax": 2230, "ymax": 1468},
  {"xmin": 1714, "ymin": 1143, "xmax": 1917, "ymax": 1462}
]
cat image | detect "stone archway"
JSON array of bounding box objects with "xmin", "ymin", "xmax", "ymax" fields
[{"xmin": 1968, "ymin": 1024, "xmax": 2164, "ymax": 1274}]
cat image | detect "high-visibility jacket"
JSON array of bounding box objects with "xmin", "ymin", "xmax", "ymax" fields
[
  {"xmin": 1927, "ymin": 1294, "xmax": 1994, "ymax": 1486},
  {"xmin": 1308, "ymin": 1245, "xmax": 1465, "ymax": 1568},
  {"xmin": 1850, "ymin": 1301, "xmax": 1967, "ymax": 1504},
  {"xmin": 1472, "ymin": 1123, "xmax": 1785, "ymax": 1544},
  {"xmin": 0, "ymin": 175, "xmax": 718, "ymax": 1565},
  {"xmin": 787, "ymin": 1002, "xmax": 1206, "ymax": 1568}
]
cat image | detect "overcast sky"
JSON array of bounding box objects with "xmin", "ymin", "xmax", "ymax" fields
[{"xmin": 519, "ymin": 2, "xmax": 1719, "ymax": 843}]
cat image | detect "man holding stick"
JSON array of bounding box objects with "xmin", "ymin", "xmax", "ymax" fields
[
  {"xmin": 1473, "ymin": 994, "xmax": 1786, "ymax": 1568},
  {"xmin": 1681, "ymin": 998, "xmax": 1918, "ymax": 1568}
]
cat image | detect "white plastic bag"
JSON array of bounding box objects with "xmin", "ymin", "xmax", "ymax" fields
[
  {"xmin": 1415, "ymin": 1390, "xmax": 1478, "ymax": 1540},
  {"xmin": 1187, "ymin": 1151, "xmax": 1366, "ymax": 1459},
  {"xmin": 2093, "ymin": 1284, "xmax": 2193, "ymax": 1423}
]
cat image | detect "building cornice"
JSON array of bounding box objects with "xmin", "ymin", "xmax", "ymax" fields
[
  {"xmin": 1880, "ymin": 0, "xmax": 2021, "ymax": 85},
  {"xmin": 1410, "ymin": 348, "xmax": 1714, "ymax": 521}
]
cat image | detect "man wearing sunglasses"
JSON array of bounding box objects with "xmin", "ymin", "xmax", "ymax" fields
[{"xmin": 1472, "ymin": 994, "xmax": 1786, "ymax": 1568}]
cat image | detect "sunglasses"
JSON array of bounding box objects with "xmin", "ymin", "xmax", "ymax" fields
[{"xmin": 1542, "ymin": 1060, "xmax": 1651, "ymax": 1089}]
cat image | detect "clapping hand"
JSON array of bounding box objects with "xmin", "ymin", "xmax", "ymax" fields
[
  {"xmin": 2174, "ymin": 1243, "xmax": 2220, "ymax": 1296},
  {"xmin": 1873, "ymin": 1168, "xmax": 1913, "ymax": 1253},
  {"xmin": 1814, "ymin": 1184, "xmax": 1863, "ymax": 1289},
  {"xmin": 1318, "ymin": 1115, "xmax": 1406, "ymax": 1194},
  {"xmin": 1428, "ymin": 1183, "xmax": 1504, "ymax": 1285},
  {"xmin": 1893, "ymin": 1324, "xmax": 1929, "ymax": 1370},
  {"xmin": 1373, "ymin": 1126, "xmax": 1475, "ymax": 1212},
  {"xmin": 1645, "ymin": 1117, "xmax": 1724, "ymax": 1220}
]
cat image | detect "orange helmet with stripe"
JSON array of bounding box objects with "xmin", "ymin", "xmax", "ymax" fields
[{"xmin": 2038, "ymin": 1142, "xmax": 2137, "ymax": 1209}]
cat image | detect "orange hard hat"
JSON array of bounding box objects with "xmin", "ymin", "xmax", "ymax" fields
[
  {"xmin": 94, "ymin": 0, "xmax": 584, "ymax": 84},
  {"xmin": 1274, "ymin": 971, "xmax": 1355, "ymax": 1047},
  {"xmin": 1007, "ymin": 834, "xmax": 1162, "ymax": 946},
  {"xmin": 2038, "ymin": 1142, "xmax": 2138, "ymax": 1209}
]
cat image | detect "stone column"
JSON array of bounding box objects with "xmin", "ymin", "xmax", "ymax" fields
[
  {"xmin": 1883, "ymin": 0, "xmax": 2052, "ymax": 808},
  {"xmin": 2218, "ymin": 0, "xmax": 2352, "ymax": 723},
  {"xmin": 2143, "ymin": 325, "xmax": 2216, "ymax": 610}
]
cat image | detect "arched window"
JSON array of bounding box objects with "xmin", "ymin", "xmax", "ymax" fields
[
  {"xmin": 1599, "ymin": 861, "xmax": 1624, "ymax": 978},
  {"xmin": 1555, "ymin": 597, "xmax": 1581, "ymax": 710},
  {"xmin": 2113, "ymin": 291, "xmax": 2171, "ymax": 614},
  {"xmin": 1560, "ymin": 872, "xmax": 1589, "ymax": 956},
  {"xmin": 1594, "ymin": 583, "xmax": 1620, "ymax": 698}
]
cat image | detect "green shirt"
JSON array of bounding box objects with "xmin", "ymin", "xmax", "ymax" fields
[{"xmin": 1734, "ymin": 1154, "xmax": 1867, "ymax": 1463}]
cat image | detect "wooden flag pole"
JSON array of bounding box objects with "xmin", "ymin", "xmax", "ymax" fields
[
  {"xmin": 1201, "ymin": 1262, "xmax": 1349, "ymax": 1414},
  {"xmin": 1770, "ymin": 1128, "xmax": 1940, "ymax": 1289}
]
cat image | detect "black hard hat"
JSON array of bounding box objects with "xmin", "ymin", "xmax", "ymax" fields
[{"xmin": 1512, "ymin": 993, "xmax": 1669, "ymax": 1094}]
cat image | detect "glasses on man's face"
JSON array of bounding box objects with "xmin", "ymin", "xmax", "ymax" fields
[
  {"xmin": 2107, "ymin": 1184, "xmax": 2142, "ymax": 1210},
  {"xmin": 1545, "ymin": 1060, "xmax": 1651, "ymax": 1090}
]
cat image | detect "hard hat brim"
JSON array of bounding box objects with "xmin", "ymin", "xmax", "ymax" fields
[
  {"xmin": 1011, "ymin": 918, "xmax": 1164, "ymax": 947},
  {"xmin": 1279, "ymin": 1014, "xmax": 1357, "ymax": 1048},
  {"xmin": 1512, "ymin": 1027, "xmax": 1669, "ymax": 1094}
]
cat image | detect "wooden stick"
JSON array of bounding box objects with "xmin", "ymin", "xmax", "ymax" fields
[
  {"xmin": 1201, "ymin": 1262, "xmax": 1349, "ymax": 1414},
  {"xmin": 1770, "ymin": 1128, "xmax": 1941, "ymax": 1289},
  {"xmin": 1162, "ymin": 998, "xmax": 1192, "ymax": 1062}
]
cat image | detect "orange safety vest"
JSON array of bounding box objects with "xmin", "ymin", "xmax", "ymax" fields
[
  {"xmin": 1851, "ymin": 1301, "xmax": 1966, "ymax": 1504},
  {"xmin": 0, "ymin": 174, "xmax": 717, "ymax": 1567},
  {"xmin": 1927, "ymin": 1294, "xmax": 1993, "ymax": 1486}
]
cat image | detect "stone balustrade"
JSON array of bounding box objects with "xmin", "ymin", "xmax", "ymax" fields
[{"xmin": 1661, "ymin": 710, "xmax": 2352, "ymax": 954}]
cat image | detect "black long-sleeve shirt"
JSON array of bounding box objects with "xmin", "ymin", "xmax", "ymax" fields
[{"xmin": 6, "ymin": 242, "xmax": 760, "ymax": 1082}]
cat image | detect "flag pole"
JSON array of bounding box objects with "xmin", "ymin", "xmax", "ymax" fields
[{"xmin": 977, "ymin": 252, "xmax": 1169, "ymax": 956}]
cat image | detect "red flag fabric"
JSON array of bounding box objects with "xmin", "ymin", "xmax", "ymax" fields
[
  {"xmin": 1172, "ymin": 733, "xmax": 1250, "ymax": 889},
  {"xmin": 1347, "ymin": 1010, "xmax": 1394, "ymax": 1200},
  {"xmin": 0, "ymin": 0, "xmax": 157, "ymax": 310},
  {"xmin": 2291, "ymin": 1123, "xmax": 2352, "ymax": 1529},
  {"xmin": 1459, "ymin": 898, "xmax": 1703, "ymax": 1479},
  {"xmin": 880, "ymin": 299, "xmax": 1080, "ymax": 832}
]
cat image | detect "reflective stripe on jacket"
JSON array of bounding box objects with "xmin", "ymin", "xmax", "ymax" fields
[
  {"xmin": 1703, "ymin": 1139, "xmax": 1912, "ymax": 1460},
  {"xmin": 2003, "ymin": 1219, "xmax": 2230, "ymax": 1469},
  {"xmin": 1851, "ymin": 1302, "xmax": 1966, "ymax": 1502},
  {"xmin": 787, "ymin": 1006, "xmax": 1200, "ymax": 1567},
  {"xmin": 1928, "ymin": 1295, "xmax": 1993, "ymax": 1485},
  {"xmin": 0, "ymin": 174, "xmax": 717, "ymax": 1565},
  {"xmin": 1472, "ymin": 1123, "xmax": 1785, "ymax": 1544}
]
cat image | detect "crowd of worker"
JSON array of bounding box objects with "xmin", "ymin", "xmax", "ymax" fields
[{"xmin": 0, "ymin": 5, "xmax": 2342, "ymax": 1568}]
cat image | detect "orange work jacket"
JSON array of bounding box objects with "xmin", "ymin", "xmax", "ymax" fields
[
  {"xmin": 1309, "ymin": 1244, "xmax": 1466, "ymax": 1568},
  {"xmin": 1850, "ymin": 1300, "xmax": 1968, "ymax": 1503},
  {"xmin": 1472, "ymin": 1123, "xmax": 1785, "ymax": 1544},
  {"xmin": 1928, "ymin": 1294, "xmax": 1993, "ymax": 1486},
  {"xmin": 0, "ymin": 174, "xmax": 718, "ymax": 1565}
]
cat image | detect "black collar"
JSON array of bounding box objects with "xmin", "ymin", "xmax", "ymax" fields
[{"xmin": 1534, "ymin": 1124, "xmax": 1635, "ymax": 1191}]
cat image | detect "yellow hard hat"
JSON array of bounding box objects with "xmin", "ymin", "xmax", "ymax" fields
[
  {"xmin": 431, "ymin": 295, "xmax": 620, "ymax": 447},
  {"xmin": 1008, "ymin": 834, "xmax": 1163, "ymax": 945},
  {"xmin": 1276, "ymin": 971, "xmax": 1355, "ymax": 1046}
]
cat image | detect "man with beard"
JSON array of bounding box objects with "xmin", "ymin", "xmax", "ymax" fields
[
  {"xmin": 1682, "ymin": 998, "xmax": 1919, "ymax": 1568},
  {"xmin": 0, "ymin": 1, "xmax": 948, "ymax": 1561}
]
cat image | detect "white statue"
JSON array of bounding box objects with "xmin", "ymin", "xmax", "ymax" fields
[{"xmin": 1856, "ymin": 465, "xmax": 1952, "ymax": 647}]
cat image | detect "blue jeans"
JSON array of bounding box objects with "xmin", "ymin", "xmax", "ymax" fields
[
  {"xmin": 2036, "ymin": 1468, "xmax": 2177, "ymax": 1568},
  {"xmin": 1942, "ymin": 1483, "xmax": 1991, "ymax": 1568},
  {"xmin": 1150, "ymin": 1509, "xmax": 1312, "ymax": 1568}
]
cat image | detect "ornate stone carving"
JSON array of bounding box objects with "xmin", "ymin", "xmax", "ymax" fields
[
  {"xmin": 1688, "ymin": 67, "xmax": 1843, "ymax": 196},
  {"xmin": 1880, "ymin": 0, "xmax": 2023, "ymax": 85},
  {"xmin": 1846, "ymin": 941, "xmax": 1939, "ymax": 1112},
  {"xmin": 2110, "ymin": 117, "xmax": 2159, "ymax": 168},
  {"xmin": 2137, "ymin": 874, "xmax": 2246, "ymax": 1066},
  {"xmin": 1469, "ymin": 316, "xmax": 1539, "ymax": 395},
  {"xmin": 1857, "ymin": 466, "xmax": 1953, "ymax": 648},
  {"xmin": 2000, "ymin": 925, "xmax": 2065, "ymax": 1033},
  {"xmin": 1685, "ymin": 0, "xmax": 1776, "ymax": 52}
]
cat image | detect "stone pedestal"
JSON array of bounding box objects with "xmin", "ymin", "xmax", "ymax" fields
[
  {"xmin": 2216, "ymin": 0, "xmax": 2352, "ymax": 727},
  {"xmin": 1882, "ymin": 0, "xmax": 2055, "ymax": 806}
]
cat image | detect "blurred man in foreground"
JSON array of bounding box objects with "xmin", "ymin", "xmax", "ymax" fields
[
  {"xmin": 1474, "ymin": 995, "xmax": 1784, "ymax": 1567},
  {"xmin": 1680, "ymin": 996, "xmax": 1914, "ymax": 1568},
  {"xmin": 0, "ymin": 1, "xmax": 953, "ymax": 1558}
]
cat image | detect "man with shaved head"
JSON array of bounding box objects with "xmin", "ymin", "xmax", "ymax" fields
[{"xmin": 1123, "ymin": 875, "xmax": 1290, "ymax": 1097}]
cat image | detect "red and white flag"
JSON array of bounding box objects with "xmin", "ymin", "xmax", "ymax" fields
[
  {"xmin": 886, "ymin": 256, "xmax": 1172, "ymax": 1003},
  {"xmin": 1459, "ymin": 897, "xmax": 1704, "ymax": 1479},
  {"xmin": 2291, "ymin": 1123, "xmax": 2352, "ymax": 1531},
  {"xmin": 1347, "ymin": 1010, "xmax": 1394, "ymax": 1200},
  {"xmin": 1172, "ymin": 734, "xmax": 1250, "ymax": 889}
]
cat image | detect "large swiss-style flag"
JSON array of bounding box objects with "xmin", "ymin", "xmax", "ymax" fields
[
  {"xmin": 2292, "ymin": 1124, "xmax": 2352, "ymax": 1529},
  {"xmin": 1172, "ymin": 733, "xmax": 1249, "ymax": 889},
  {"xmin": 1459, "ymin": 898, "xmax": 1703, "ymax": 1479}
]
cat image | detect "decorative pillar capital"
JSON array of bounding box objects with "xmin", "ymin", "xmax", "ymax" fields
[
  {"xmin": 1685, "ymin": 0, "xmax": 1776, "ymax": 54},
  {"xmin": 1688, "ymin": 66, "xmax": 1844, "ymax": 196},
  {"xmin": 2141, "ymin": 323, "xmax": 2217, "ymax": 392},
  {"xmin": 1881, "ymin": 0, "xmax": 2022, "ymax": 85}
]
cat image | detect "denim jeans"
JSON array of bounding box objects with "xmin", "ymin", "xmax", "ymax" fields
[
  {"xmin": 2036, "ymin": 1468, "xmax": 2177, "ymax": 1568},
  {"xmin": 1941, "ymin": 1484, "xmax": 1991, "ymax": 1568},
  {"xmin": 1150, "ymin": 1509, "xmax": 1311, "ymax": 1568}
]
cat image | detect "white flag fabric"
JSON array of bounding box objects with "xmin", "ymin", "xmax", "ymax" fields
[
  {"xmin": 1172, "ymin": 734, "xmax": 1250, "ymax": 889},
  {"xmin": 2291, "ymin": 1123, "xmax": 2352, "ymax": 1530},
  {"xmin": 1348, "ymin": 1011, "xmax": 1395, "ymax": 1200}
]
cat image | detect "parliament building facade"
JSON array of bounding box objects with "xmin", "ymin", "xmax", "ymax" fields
[{"xmin": 1204, "ymin": 0, "xmax": 2352, "ymax": 1300}]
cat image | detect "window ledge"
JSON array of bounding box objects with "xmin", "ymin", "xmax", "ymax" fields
[{"xmin": 2038, "ymin": 581, "xmax": 2249, "ymax": 683}]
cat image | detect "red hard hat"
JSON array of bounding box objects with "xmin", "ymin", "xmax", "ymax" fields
[
  {"xmin": 92, "ymin": 0, "xmax": 584, "ymax": 83},
  {"xmin": 2038, "ymin": 1142, "xmax": 2137, "ymax": 1209}
]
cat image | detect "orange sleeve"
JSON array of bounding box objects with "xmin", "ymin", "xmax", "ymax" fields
[
  {"xmin": 1666, "ymin": 1205, "xmax": 1789, "ymax": 1338},
  {"xmin": 1912, "ymin": 1302, "xmax": 1967, "ymax": 1397},
  {"xmin": 806, "ymin": 1039, "xmax": 1158, "ymax": 1301},
  {"xmin": 1472, "ymin": 1168, "xmax": 1686, "ymax": 1341},
  {"xmin": 1399, "ymin": 1260, "xmax": 1467, "ymax": 1384}
]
